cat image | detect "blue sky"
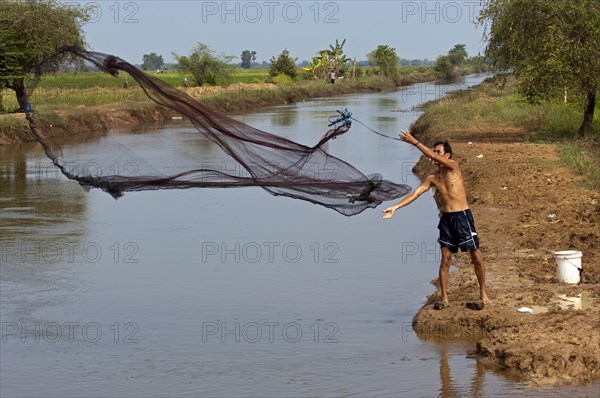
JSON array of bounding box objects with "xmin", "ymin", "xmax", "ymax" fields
[{"xmin": 70, "ymin": 0, "xmax": 489, "ymax": 64}]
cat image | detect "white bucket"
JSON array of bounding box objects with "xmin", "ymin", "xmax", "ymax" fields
[{"xmin": 554, "ymin": 250, "xmax": 583, "ymax": 284}]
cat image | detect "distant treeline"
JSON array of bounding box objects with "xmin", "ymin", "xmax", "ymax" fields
[{"xmin": 79, "ymin": 59, "xmax": 435, "ymax": 72}]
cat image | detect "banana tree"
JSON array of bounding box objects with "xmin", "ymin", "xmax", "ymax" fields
[
  {"xmin": 303, "ymin": 39, "xmax": 350, "ymax": 80},
  {"xmin": 303, "ymin": 50, "xmax": 332, "ymax": 79},
  {"xmin": 328, "ymin": 39, "xmax": 350, "ymax": 78}
]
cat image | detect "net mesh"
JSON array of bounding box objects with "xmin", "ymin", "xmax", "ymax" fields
[{"xmin": 24, "ymin": 46, "xmax": 411, "ymax": 216}]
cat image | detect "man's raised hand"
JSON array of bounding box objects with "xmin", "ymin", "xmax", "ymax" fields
[{"xmin": 399, "ymin": 130, "xmax": 418, "ymax": 145}]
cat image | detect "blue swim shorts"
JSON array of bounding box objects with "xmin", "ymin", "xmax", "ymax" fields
[{"xmin": 438, "ymin": 209, "xmax": 480, "ymax": 253}]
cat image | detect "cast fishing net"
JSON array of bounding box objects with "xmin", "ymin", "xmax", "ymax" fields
[{"xmin": 24, "ymin": 46, "xmax": 411, "ymax": 216}]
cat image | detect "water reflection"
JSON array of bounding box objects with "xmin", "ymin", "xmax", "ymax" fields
[
  {"xmin": 413, "ymin": 331, "xmax": 489, "ymax": 398},
  {"xmin": 376, "ymin": 96, "xmax": 399, "ymax": 110},
  {"xmin": 1, "ymin": 143, "xmax": 88, "ymax": 325},
  {"xmin": 0, "ymin": 143, "xmax": 87, "ymax": 237},
  {"xmin": 436, "ymin": 343, "xmax": 485, "ymax": 398},
  {"xmin": 270, "ymin": 106, "xmax": 298, "ymax": 127}
]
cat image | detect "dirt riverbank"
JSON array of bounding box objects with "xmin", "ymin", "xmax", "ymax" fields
[
  {"xmin": 0, "ymin": 79, "xmax": 409, "ymax": 146},
  {"xmin": 0, "ymin": 104, "xmax": 177, "ymax": 145},
  {"xmin": 409, "ymin": 125, "xmax": 600, "ymax": 385}
]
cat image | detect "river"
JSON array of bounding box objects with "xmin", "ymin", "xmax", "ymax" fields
[{"xmin": 1, "ymin": 75, "xmax": 596, "ymax": 397}]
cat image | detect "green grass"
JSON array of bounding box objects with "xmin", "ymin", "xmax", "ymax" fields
[
  {"xmin": 230, "ymin": 68, "xmax": 271, "ymax": 83},
  {"xmin": 2, "ymin": 85, "xmax": 153, "ymax": 110},
  {"xmin": 0, "ymin": 68, "xmax": 272, "ymax": 111},
  {"xmin": 197, "ymin": 76, "xmax": 397, "ymax": 112},
  {"xmin": 560, "ymin": 144, "xmax": 600, "ymax": 189},
  {"xmin": 415, "ymin": 77, "xmax": 600, "ymax": 141},
  {"xmin": 412, "ymin": 76, "xmax": 600, "ymax": 189},
  {"xmin": 398, "ymin": 66, "xmax": 432, "ymax": 74},
  {"xmin": 17, "ymin": 68, "xmax": 270, "ymax": 89},
  {"xmin": 1, "ymin": 66, "xmax": 441, "ymax": 112}
]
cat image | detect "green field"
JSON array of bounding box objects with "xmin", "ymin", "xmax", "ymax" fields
[
  {"xmin": 19, "ymin": 68, "xmax": 270, "ymax": 88},
  {"xmin": 0, "ymin": 68, "xmax": 271, "ymax": 110},
  {"xmin": 0, "ymin": 66, "xmax": 436, "ymax": 111}
]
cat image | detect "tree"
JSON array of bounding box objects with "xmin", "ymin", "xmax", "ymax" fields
[
  {"xmin": 466, "ymin": 54, "xmax": 491, "ymax": 73},
  {"xmin": 172, "ymin": 43, "xmax": 235, "ymax": 87},
  {"xmin": 327, "ymin": 39, "xmax": 350, "ymax": 78},
  {"xmin": 367, "ymin": 45, "xmax": 399, "ymax": 78},
  {"xmin": 141, "ymin": 52, "xmax": 164, "ymax": 71},
  {"xmin": 0, "ymin": 0, "xmax": 90, "ymax": 111},
  {"xmin": 304, "ymin": 39, "xmax": 351, "ymax": 80},
  {"xmin": 0, "ymin": 26, "xmax": 26, "ymax": 112},
  {"xmin": 240, "ymin": 50, "xmax": 257, "ymax": 69},
  {"xmin": 433, "ymin": 55, "xmax": 455, "ymax": 80},
  {"xmin": 479, "ymin": 0, "xmax": 600, "ymax": 137},
  {"xmin": 434, "ymin": 44, "xmax": 469, "ymax": 79},
  {"xmin": 448, "ymin": 44, "xmax": 468, "ymax": 67},
  {"xmin": 304, "ymin": 50, "xmax": 331, "ymax": 80},
  {"xmin": 269, "ymin": 49, "xmax": 297, "ymax": 78}
]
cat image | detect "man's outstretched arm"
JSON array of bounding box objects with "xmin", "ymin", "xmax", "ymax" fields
[{"xmin": 382, "ymin": 177, "xmax": 432, "ymax": 219}]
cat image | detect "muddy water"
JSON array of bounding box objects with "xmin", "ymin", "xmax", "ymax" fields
[{"xmin": 2, "ymin": 76, "xmax": 597, "ymax": 397}]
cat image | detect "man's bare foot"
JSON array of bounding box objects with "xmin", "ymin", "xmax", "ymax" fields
[{"xmin": 481, "ymin": 294, "xmax": 490, "ymax": 304}]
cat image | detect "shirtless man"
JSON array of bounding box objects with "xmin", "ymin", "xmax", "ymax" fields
[{"xmin": 382, "ymin": 131, "xmax": 489, "ymax": 309}]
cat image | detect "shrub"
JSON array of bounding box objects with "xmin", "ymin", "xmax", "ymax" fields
[{"xmin": 269, "ymin": 49, "xmax": 298, "ymax": 78}]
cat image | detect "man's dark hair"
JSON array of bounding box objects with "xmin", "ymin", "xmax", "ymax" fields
[{"xmin": 433, "ymin": 140, "xmax": 452, "ymax": 159}]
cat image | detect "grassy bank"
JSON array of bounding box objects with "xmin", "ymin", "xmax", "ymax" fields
[
  {"xmin": 0, "ymin": 66, "xmax": 441, "ymax": 145},
  {"xmin": 411, "ymin": 76, "xmax": 600, "ymax": 189},
  {"xmin": 0, "ymin": 68, "xmax": 272, "ymax": 111},
  {"xmin": 0, "ymin": 66, "xmax": 440, "ymax": 111}
]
